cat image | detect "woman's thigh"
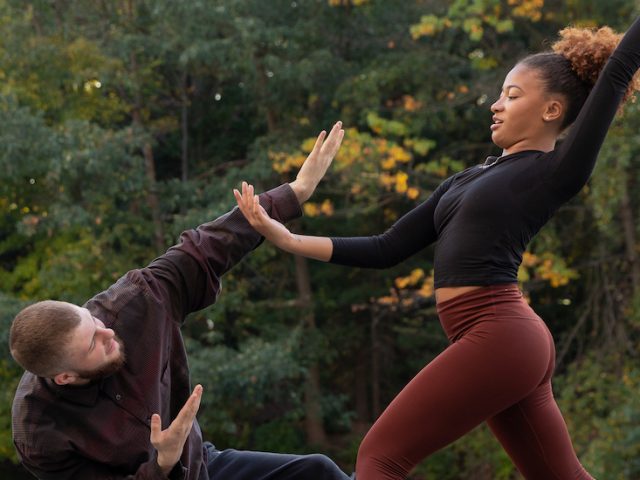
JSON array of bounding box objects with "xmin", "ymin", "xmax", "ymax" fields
[{"xmin": 356, "ymin": 316, "xmax": 554, "ymax": 478}]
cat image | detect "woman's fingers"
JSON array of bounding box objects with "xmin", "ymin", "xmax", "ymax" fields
[
  {"xmin": 310, "ymin": 130, "xmax": 327, "ymax": 157},
  {"xmin": 322, "ymin": 122, "xmax": 344, "ymax": 157},
  {"xmin": 234, "ymin": 183, "xmax": 265, "ymax": 227}
]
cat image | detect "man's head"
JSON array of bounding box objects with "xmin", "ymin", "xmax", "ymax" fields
[{"xmin": 10, "ymin": 300, "xmax": 125, "ymax": 385}]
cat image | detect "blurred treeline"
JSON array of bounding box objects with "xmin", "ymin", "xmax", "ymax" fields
[{"xmin": 0, "ymin": 1, "xmax": 639, "ymax": 478}]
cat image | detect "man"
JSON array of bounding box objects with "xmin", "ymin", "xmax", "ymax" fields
[{"xmin": 10, "ymin": 123, "xmax": 348, "ymax": 480}]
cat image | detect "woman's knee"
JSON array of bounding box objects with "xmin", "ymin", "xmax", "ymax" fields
[{"xmin": 356, "ymin": 440, "xmax": 410, "ymax": 480}]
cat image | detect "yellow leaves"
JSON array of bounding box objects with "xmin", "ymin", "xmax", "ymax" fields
[
  {"xmin": 407, "ymin": 187, "xmax": 420, "ymax": 200},
  {"xmin": 518, "ymin": 250, "xmax": 579, "ymax": 288},
  {"xmin": 402, "ymin": 95, "xmax": 422, "ymax": 112},
  {"xmin": 508, "ymin": 0, "xmax": 544, "ymax": 21},
  {"xmin": 410, "ymin": 14, "xmax": 450, "ymax": 40},
  {"xmin": 389, "ymin": 145, "xmax": 412, "ymax": 164},
  {"xmin": 463, "ymin": 17, "xmax": 484, "ymax": 41},
  {"xmin": 411, "ymin": 0, "xmax": 542, "ymax": 44},
  {"xmin": 380, "ymin": 157, "xmax": 396, "ymax": 170},
  {"xmin": 418, "ymin": 277, "xmax": 434, "ymax": 298},
  {"xmin": 269, "ymin": 151, "xmax": 306, "ymax": 174},
  {"xmin": 380, "ymin": 146, "xmax": 411, "ymax": 171},
  {"xmin": 538, "ymin": 256, "xmax": 578, "ymax": 288},
  {"xmin": 522, "ymin": 251, "xmax": 538, "ymax": 267},
  {"xmin": 395, "ymin": 171, "xmax": 408, "ymax": 193},
  {"xmin": 378, "ymin": 171, "xmax": 416, "ymax": 198},
  {"xmin": 334, "ymin": 128, "xmax": 363, "ymax": 168},
  {"xmin": 395, "ymin": 268, "xmax": 424, "ymax": 289},
  {"xmin": 377, "ymin": 268, "xmax": 434, "ymax": 308},
  {"xmin": 300, "ymin": 137, "xmax": 317, "ymax": 153},
  {"xmin": 303, "ymin": 199, "xmax": 334, "ymax": 217},
  {"xmin": 271, "ymin": 127, "xmax": 431, "ymax": 203}
]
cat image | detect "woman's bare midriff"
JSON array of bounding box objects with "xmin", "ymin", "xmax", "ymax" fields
[{"xmin": 435, "ymin": 286, "xmax": 483, "ymax": 304}]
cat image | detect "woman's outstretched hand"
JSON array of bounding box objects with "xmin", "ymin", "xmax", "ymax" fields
[
  {"xmin": 289, "ymin": 121, "xmax": 344, "ymax": 204},
  {"xmin": 234, "ymin": 182, "xmax": 293, "ymax": 246}
]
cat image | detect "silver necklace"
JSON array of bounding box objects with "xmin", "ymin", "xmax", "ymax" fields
[{"xmin": 481, "ymin": 156, "xmax": 500, "ymax": 169}]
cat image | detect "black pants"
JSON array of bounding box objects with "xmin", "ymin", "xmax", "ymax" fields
[{"xmin": 204, "ymin": 442, "xmax": 351, "ymax": 480}]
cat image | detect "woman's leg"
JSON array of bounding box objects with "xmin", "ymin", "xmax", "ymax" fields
[
  {"xmin": 486, "ymin": 323, "xmax": 593, "ymax": 479},
  {"xmin": 355, "ymin": 314, "xmax": 553, "ymax": 479},
  {"xmin": 487, "ymin": 381, "xmax": 593, "ymax": 480}
]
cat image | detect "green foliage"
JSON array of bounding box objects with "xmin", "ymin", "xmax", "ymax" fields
[
  {"xmin": 0, "ymin": 293, "xmax": 27, "ymax": 462},
  {"xmin": 1, "ymin": 1, "xmax": 639, "ymax": 478},
  {"xmin": 186, "ymin": 330, "xmax": 307, "ymax": 450},
  {"xmin": 556, "ymin": 353, "xmax": 640, "ymax": 479}
]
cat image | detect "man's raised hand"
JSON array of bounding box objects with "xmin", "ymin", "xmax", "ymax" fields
[
  {"xmin": 150, "ymin": 384, "xmax": 203, "ymax": 475},
  {"xmin": 289, "ymin": 121, "xmax": 344, "ymax": 204}
]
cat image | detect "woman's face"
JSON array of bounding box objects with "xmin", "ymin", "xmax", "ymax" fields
[{"xmin": 490, "ymin": 64, "xmax": 558, "ymax": 154}]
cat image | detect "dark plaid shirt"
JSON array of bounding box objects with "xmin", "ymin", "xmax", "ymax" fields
[{"xmin": 12, "ymin": 185, "xmax": 301, "ymax": 480}]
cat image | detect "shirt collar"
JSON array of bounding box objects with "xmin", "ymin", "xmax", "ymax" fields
[{"xmin": 44, "ymin": 377, "xmax": 103, "ymax": 407}]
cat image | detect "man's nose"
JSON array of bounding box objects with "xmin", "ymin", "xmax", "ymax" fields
[{"xmin": 100, "ymin": 327, "xmax": 115, "ymax": 339}]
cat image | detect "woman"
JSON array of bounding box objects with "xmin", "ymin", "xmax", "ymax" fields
[{"xmin": 234, "ymin": 16, "xmax": 640, "ymax": 480}]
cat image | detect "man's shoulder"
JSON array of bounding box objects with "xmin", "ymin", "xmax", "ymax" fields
[{"xmin": 12, "ymin": 373, "xmax": 56, "ymax": 441}]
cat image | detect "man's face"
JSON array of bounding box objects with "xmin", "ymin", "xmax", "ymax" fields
[{"xmin": 57, "ymin": 305, "xmax": 126, "ymax": 385}]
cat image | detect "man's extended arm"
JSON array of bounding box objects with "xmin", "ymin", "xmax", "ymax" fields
[{"xmin": 145, "ymin": 183, "xmax": 303, "ymax": 321}]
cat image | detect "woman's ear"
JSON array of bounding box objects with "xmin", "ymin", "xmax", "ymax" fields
[{"xmin": 543, "ymin": 99, "xmax": 564, "ymax": 122}]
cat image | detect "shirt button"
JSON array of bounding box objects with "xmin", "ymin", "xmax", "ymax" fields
[{"xmin": 115, "ymin": 394, "xmax": 122, "ymax": 401}]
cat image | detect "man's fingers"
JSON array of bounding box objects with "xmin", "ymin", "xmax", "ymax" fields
[
  {"xmin": 150, "ymin": 414, "xmax": 162, "ymax": 443},
  {"xmin": 173, "ymin": 384, "xmax": 203, "ymax": 427}
]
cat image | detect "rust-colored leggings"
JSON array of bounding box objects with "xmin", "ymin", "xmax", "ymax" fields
[{"xmin": 356, "ymin": 285, "xmax": 593, "ymax": 480}]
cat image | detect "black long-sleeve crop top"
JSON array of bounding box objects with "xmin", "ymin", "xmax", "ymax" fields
[{"xmin": 330, "ymin": 16, "xmax": 640, "ymax": 289}]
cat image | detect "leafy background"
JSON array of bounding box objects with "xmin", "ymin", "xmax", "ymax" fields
[{"xmin": 1, "ymin": 1, "xmax": 639, "ymax": 478}]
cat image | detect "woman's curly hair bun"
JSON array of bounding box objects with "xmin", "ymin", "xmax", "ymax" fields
[
  {"xmin": 553, "ymin": 25, "xmax": 640, "ymax": 103},
  {"xmin": 552, "ymin": 26, "xmax": 620, "ymax": 87}
]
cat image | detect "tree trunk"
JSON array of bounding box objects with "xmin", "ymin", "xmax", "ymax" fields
[
  {"xmin": 620, "ymin": 182, "xmax": 639, "ymax": 293},
  {"xmin": 130, "ymin": 98, "xmax": 165, "ymax": 254},
  {"xmin": 353, "ymin": 346, "xmax": 371, "ymax": 433},
  {"xmin": 294, "ymin": 254, "xmax": 328, "ymax": 447},
  {"xmin": 181, "ymin": 71, "xmax": 189, "ymax": 183},
  {"xmin": 370, "ymin": 308, "xmax": 382, "ymax": 419},
  {"xmin": 141, "ymin": 139, "xmax": 165, "ymax": 253},
  {"xmin": 123, "ymin": 0, "xmax": 164, "ymax": 253}
]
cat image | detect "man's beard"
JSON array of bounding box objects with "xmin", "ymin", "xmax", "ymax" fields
[{"xmin": 76, "ymin": 335, "xmax": 126, "ymax": 382}]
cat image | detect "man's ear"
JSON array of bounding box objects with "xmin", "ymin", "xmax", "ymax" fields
[{"xmin": 53, "ymin": 371, "xmax": 79, "ymax": 386}]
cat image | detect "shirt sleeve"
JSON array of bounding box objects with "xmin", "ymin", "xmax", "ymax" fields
[
  {"xmin": 329, "ymin": 175, "xmax": 455, "ymax": 268},
  {"xmin": 549, "ymin": 16, "xmax": 640, "ymax": 199},
  {"xmin": 141, "ymin": 183, "xmax": 302, "ymax": 320},
  {"xmin": 15, "ymin": 440, "xmax": 180, "ymax": 480}
]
